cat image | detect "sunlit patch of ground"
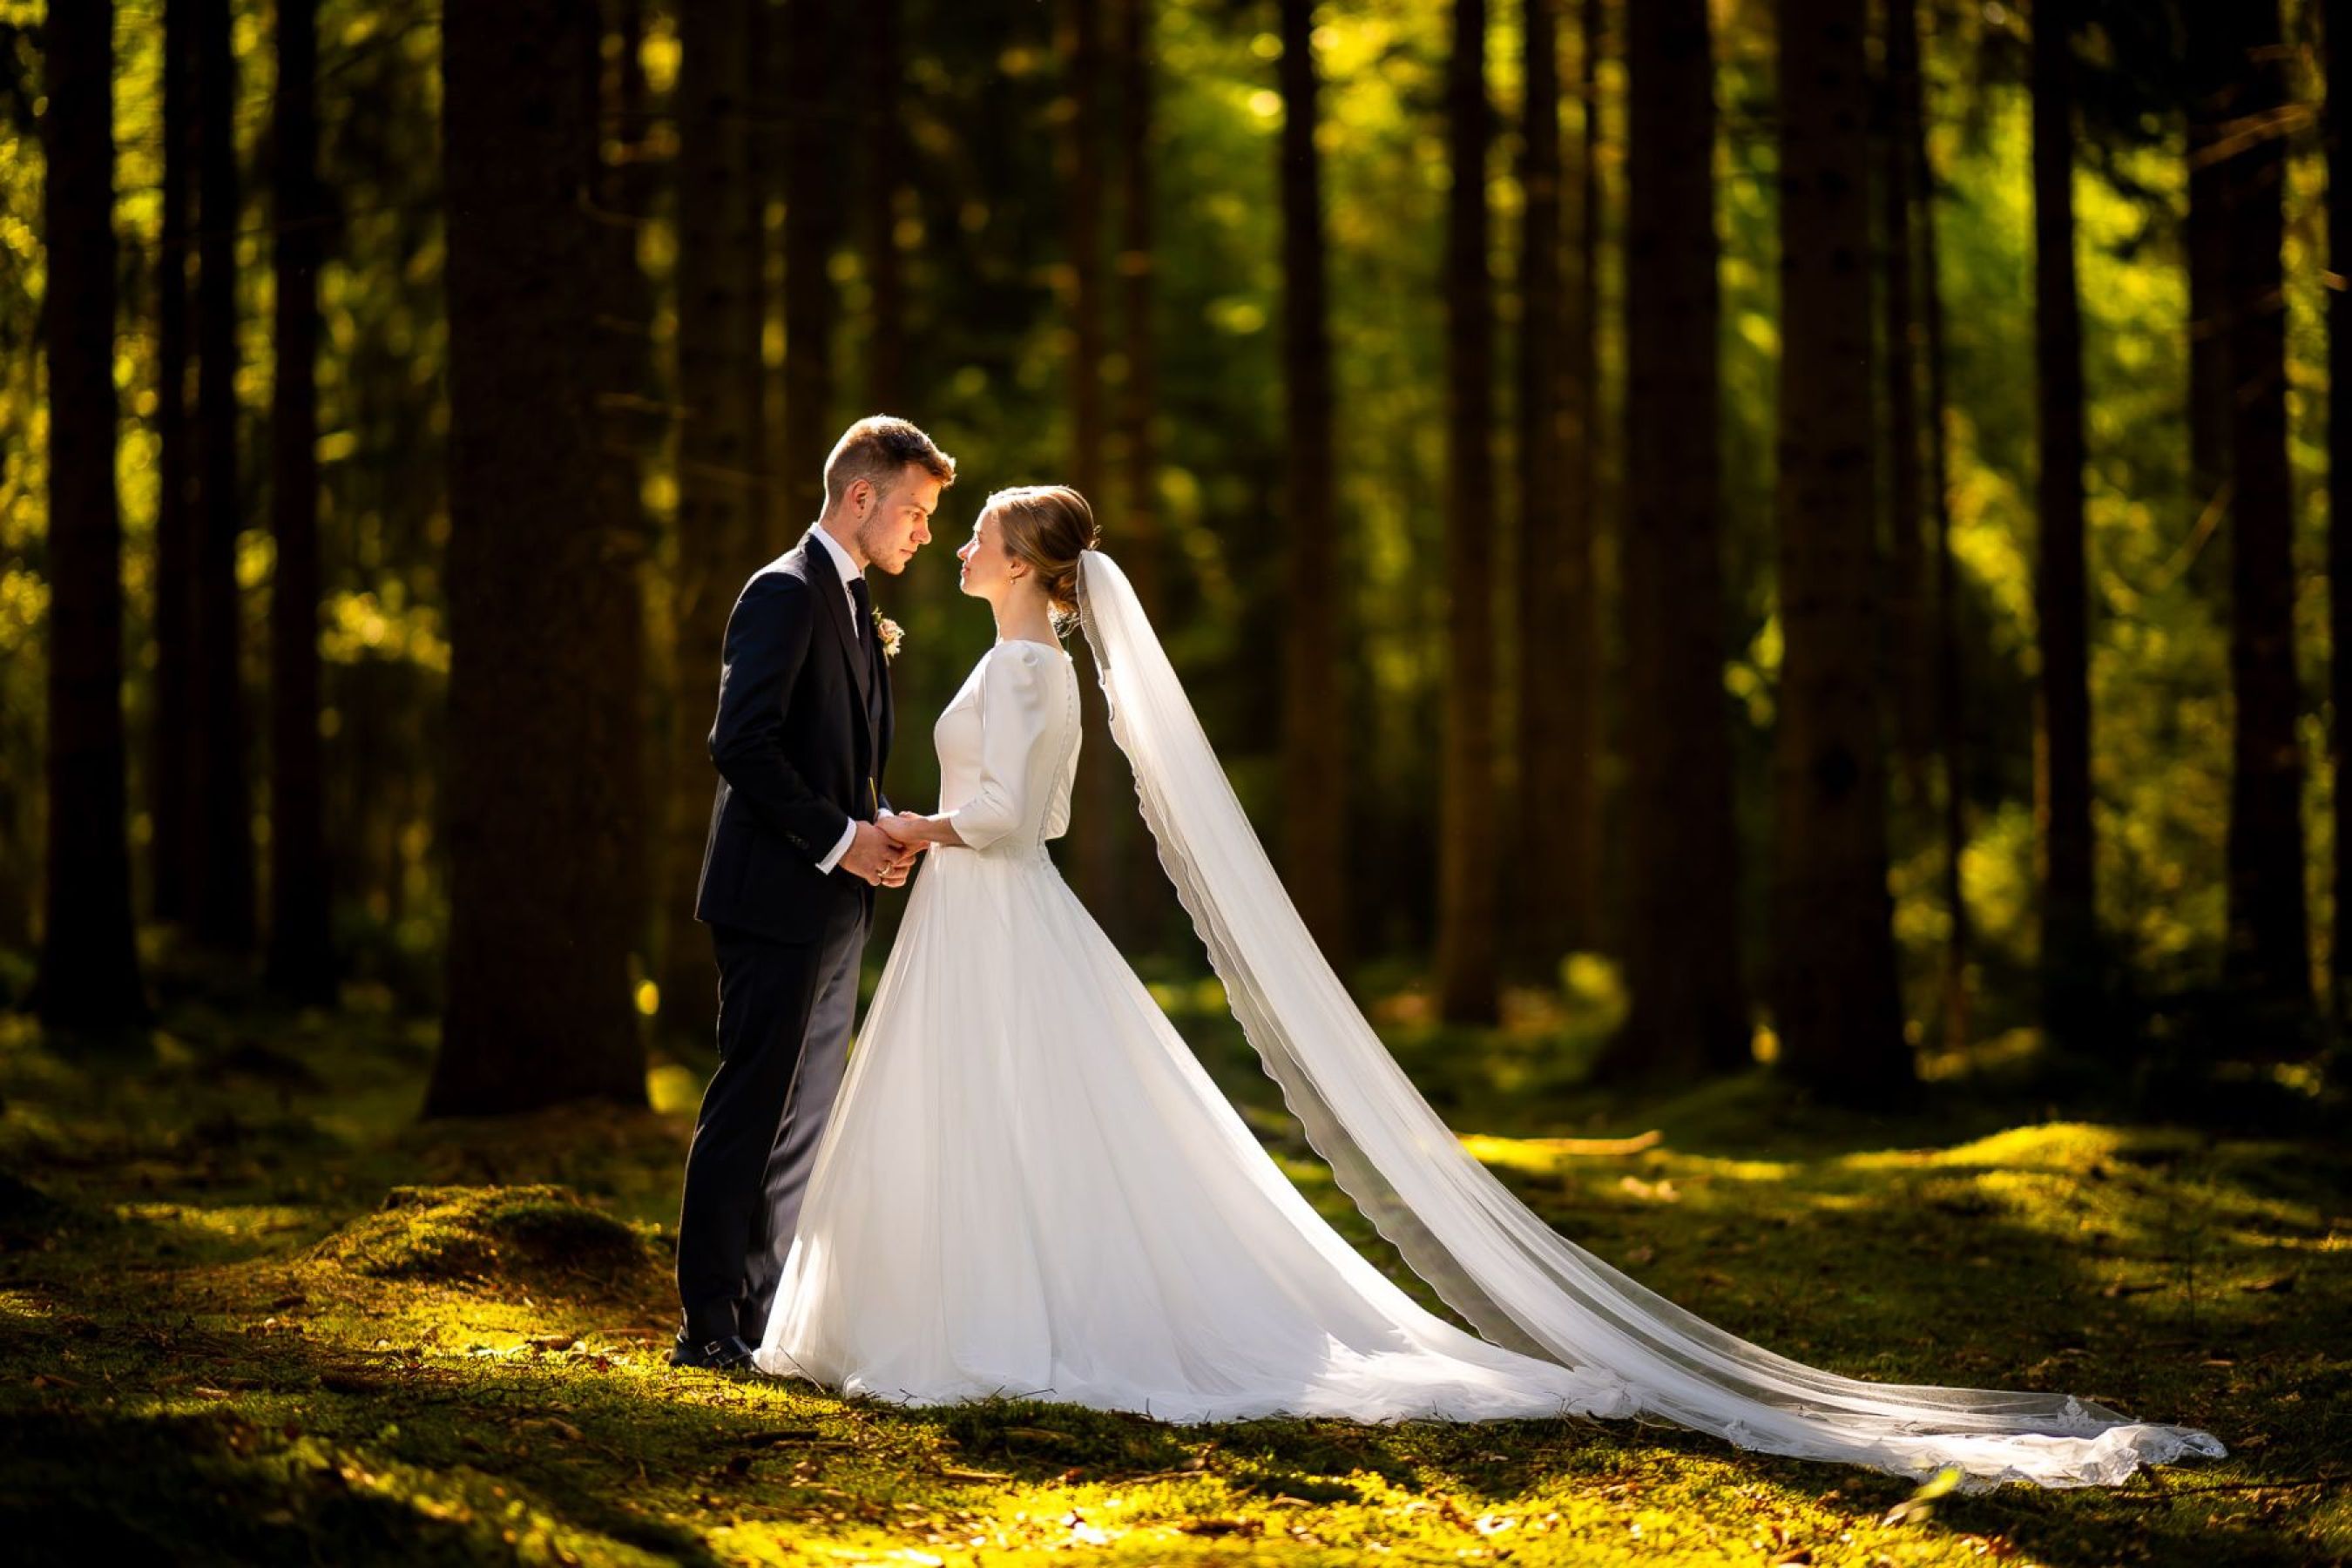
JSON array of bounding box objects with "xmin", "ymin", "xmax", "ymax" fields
[{"xmin": 0, "ymin": 1003, "xmax": 2343, "ymax": 1565}]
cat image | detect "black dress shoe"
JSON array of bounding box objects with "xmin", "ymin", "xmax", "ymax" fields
[{"xmin": 669, "ymin": 1332, "xmax": 760, "ymax": 1371}]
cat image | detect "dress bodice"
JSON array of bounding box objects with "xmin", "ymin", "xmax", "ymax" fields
[{"xmin": 933, "ymin": 640, "xmax": 1080, "ymax": 855}]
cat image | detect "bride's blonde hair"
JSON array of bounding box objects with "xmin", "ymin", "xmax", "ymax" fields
[{"xmin": 984, "ymin": 484, "xmax": 1100, "ymax": 638}]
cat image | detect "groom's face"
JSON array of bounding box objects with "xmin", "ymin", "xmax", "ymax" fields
[{"xmin": 855, "ymin": 466, "xmax": 943, "ymax": 576}]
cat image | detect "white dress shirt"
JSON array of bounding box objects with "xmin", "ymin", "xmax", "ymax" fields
[{"xmin": 806, "ymin": 525, "xmax": 866, "ymax": 875}]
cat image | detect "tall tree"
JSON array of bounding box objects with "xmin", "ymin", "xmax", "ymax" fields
[
  {"xmin": 150, "ymin": 0, "xmax": 197, "ymax": 928},
  {"xmin": 1278, "ymin": 0, "xmax": 1346, "ymax": 965},
  {"xmin": 1062, "ymin": 0, "xmax": 1124, "ymax": 934},
  {"xmin": 781, "ymin": 0, "xmax": 838, "ymax": 527},
  {"xmin": 2030, "ymin": 0, "xmax": 2099, "ymax": 1050},
  {"xmin": 192, "ymin": 0, "xmax": 255, "ymax": 950},
  {"xmin": 2217, "ymin": 0, "xmax": 2311, "ymax": 1018},
  {"xmin": 1601, "ymin": 0, "xmax": 1747, "ymax": 1077},
  {"xmin": 430, "ymin": 0, "xmax": 646, "ymax": 1114},
  {"xmin": 32, "ymin": 0, "xmax": 147, "ymax": 1029},
  {"xmin": 1514, "ymin": 0, "xmax": 1571, "ymax": 973},
  {"xmin": 2330, "ymin": 0, "xmax": 2352, "ymax": 1022},
  {"xmin": 1903, "ymin": 0, "xmax": 1972, "ymax": 1050},
  {"xmin": 267, "ymin": 0, "xmax": 334, "ymax": 1002},
  {"xmin": 1770, "ymin": 0, "xmax": 1909, "ymax": 1098},
  {"xmin": 2185, "ymin": 3, "xmax": 2233, "ymax": 586},
  {"xmin": 1876, "ymin": 0, "xmax": 1931, "ymax": 814},
  {"xmin": 658, "ymin": 0, "xmax": 757, "ymax": 1045},
  {"xmin": 1436, "ymin": 0, "xmax": 1498, "ymax": 1024},
  {"xmin": 864, "ymin": 0, "xmax": 908, "ymax": 413}
]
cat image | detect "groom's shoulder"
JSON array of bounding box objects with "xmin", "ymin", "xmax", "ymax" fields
[{"xmin": 744, "ymin": 546, "xmax": 814, "ymax": 598}]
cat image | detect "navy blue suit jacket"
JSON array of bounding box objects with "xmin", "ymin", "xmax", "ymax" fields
[{"xmin": 693, "ymin": 537, "xmax": 894, "ymax": 943}]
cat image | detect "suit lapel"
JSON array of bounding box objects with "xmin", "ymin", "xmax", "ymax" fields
[{"xmin": 801, "ymin": 534, "xmax": 875, "ymax": 720}]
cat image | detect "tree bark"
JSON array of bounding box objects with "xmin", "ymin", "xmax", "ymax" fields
[
  {"xmin": 1278, "ymin": 0, "xmax": 1346, "ymax": 967},
  {"xmin": 33, "ymin": 0, "xmax": 148, "ymax": 1030},
  {"xmin": 658, "ymin": 0, "xmax": 757, "ymax": 1046},
  {"xmin": 1061, "ymin": 0, "xmax": 1124, "ymax": 937},
  {"xmin": 193, "ymin": 0, "xmax": 256, "ymax": 951},
  {"xmin": 1876, "ymin": 0, "xmax": 1931, "ymax": 816},
  {"xmin": 1769, "ymin": 0, "xmax": 1909, "ymax": 1099},
  {"xmin": 151, "ymin": 0, "xmax": 198, "ymax": 928},
  {"xmin": 2217, "ymin": 0, "xmax": 2312, "ymax": 1019},
  {"xmin": 1437, "ymin": 0, "xmax": 1498, "ymax": 1024},
  {"xmin": 2330, "ymin": 0, "xmax": 2352, "ymax": 1022},
  {"xmin": 430, "ymin": 0, "xmax": 646, "ymax": 1114},
  {"xmin": 1602, "ymin": 0, "xmax": 1748, "ymax": 1077},
  {"xmin": 782, "ymin": 0, "xmax": 838, "ymax": 528},
  {"xmin": 865, "ymin": 0, "xmax": 908, "ymax": 414},
  {"xmin": 2030, "ymin": 0, "xmax": 2099, "ymax": 1050},
  {"xmin": 267, "ymin": 0, "xmax": 335, "ymax": 1003}
]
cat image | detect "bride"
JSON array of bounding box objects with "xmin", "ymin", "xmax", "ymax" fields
[{"xmin": 752, "ymin": 483, "xmax": 2223, "ymax": 1490}]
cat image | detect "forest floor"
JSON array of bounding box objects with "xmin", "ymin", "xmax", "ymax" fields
[{"xmin": 0, "ymin": 970, "xmax": 2345, "ymax": 1566}]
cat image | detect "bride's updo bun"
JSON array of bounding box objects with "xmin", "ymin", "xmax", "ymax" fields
[{"xmin": 986, "ymin": 484, "xmax": 1100, "ymax": 637}]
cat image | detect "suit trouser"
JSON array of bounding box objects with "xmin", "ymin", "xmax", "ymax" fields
[{"xmin": 675, "ymin": 893, "xmax": 868, "ymax": 1345}]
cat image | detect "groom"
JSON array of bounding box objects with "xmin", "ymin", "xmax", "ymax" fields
[{"xmin": 672, "ymin": 416, "xmax": 956, "ymax": 1369}]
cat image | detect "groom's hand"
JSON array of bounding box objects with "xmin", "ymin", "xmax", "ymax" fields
[{"xmin": 839, "ymin": 821, "xmax": 904, "ymax": 886}]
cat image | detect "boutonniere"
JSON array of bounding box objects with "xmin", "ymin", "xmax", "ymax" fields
[{"xmin": 871, "ymin": 606, "xmax": 904, "ymax": 660}]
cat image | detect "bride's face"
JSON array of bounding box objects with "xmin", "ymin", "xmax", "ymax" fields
[{"xmin": 956, "ymin": 511, "xmax": 1019, "ymax": 601}]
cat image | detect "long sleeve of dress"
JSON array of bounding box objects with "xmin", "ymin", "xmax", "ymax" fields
[{"xmin": 939, "ymin": 645, "xmax": 1056, "ymax": 853}]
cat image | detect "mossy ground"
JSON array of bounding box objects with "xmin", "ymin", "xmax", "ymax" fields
[{"xmin": 0, "ymin": 978, "xmax": 2344, "ymax": 1566}]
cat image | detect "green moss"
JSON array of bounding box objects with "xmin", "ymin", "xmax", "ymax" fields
[{"xmin": 0, "ymin": 1003, "xmax": 2344, "ymax": 1565}]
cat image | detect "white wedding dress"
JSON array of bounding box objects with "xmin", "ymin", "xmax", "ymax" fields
[{"xmin": 755, "ymin": 553, "xmax": 2225, "ymax": 1489}]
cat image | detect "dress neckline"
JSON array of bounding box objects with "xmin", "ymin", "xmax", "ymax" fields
[{"xmin": 994, "ymin": 638, "xmax": 1073, "ymax": 659}]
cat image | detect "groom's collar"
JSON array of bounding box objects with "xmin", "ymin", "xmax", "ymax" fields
[{"xmin": 806, "ymin": 523, "xmax": 863, "ymax": 586}]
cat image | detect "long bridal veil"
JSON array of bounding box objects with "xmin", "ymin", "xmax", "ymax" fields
[{"xmin": 1074, "ymin": 549, "xmax": 2222, "ymax": 1490}]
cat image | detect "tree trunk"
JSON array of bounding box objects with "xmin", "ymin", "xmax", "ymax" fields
[
  {"xmin": 1061, "ymin": 0, "xmax": 1124, "ymax": 937},
  {"xmin": 864, "ymin": 0, "xmax": 907, "ymax": 414},
  {"xmin": 1561, "ymin": 0, "xmax": 1605, "ymax": 960},
  {"xmin": 1876, "ymin": 0, "xmax": 1931, "ymax": 817},
  {"xmin": 1277, "ymin": 0, "xmax": 1346, "ymax": 967},
  {"xmin": 2030, "ymin": 0, "xmax": 2099, "ymax": 1051},
  {"xmin": 267, "ymin": 0, "xmax": 334, "ymax": 1003},
  {"xmin": 1116, "ymin": 0, "xmax": 1170, "ymax": 946},
  {"xmin": 599, "ymin": 0, "xmax": 659, "ymax": 1031},
  {"xmin": 2186, "ymin": 3, "xmax": 2233, "ymax": 605},
  {"xmin": 658, "ymin": 0, "xmax": 757, "ymax": 1046},
  {"xmin": 430, "ymin": 0, "xmax": 646, "ymax": 1114},
  {"xmin": 1601, "ymin": 0, "xmax": 1748, "ymax": 1078},
  {"xmin": 33, "ymin": 0, "xmax": 148, "ymax": 1030},
  {"xmin": 1769, "ymin": 0, "xmax": 1909, "ymax": 1099},
  {"xmin": 782, "ymin": 0, "xmax": 837, "ymax": 528},
  {"xmin": 193, "ymin": 0, "xmax": 255, "ymax": 952},
  {"xmin": 151, "ymin": 0, "xmax": 198, "ymax": 929},
  {"xmin": 2330, "ymin": 0, "xmax": 2352, "ymax": 1022},
  {"xmin": 744, "ymin": 0, "xmax": 779, "ymax": 538},
  {"xmin": 1905, "ymin": 0, "xmax": 1972, "ymax": 1051},
  {"xmin": 1436, "ymin": 0, "xmax": 1498, "ymax": 1024},
  {"xmin": 1514, "ymin": 0, "xmax": 1579, "ymax": 976},
  {"xmin": 2218, "ymin": 0, "xmax": 2312, "ymax": 1020}
]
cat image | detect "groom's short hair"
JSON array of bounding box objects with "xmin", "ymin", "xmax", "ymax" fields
[{"xmin": 824, "ymin": 416, "xmax": 956, "ymax": 506}]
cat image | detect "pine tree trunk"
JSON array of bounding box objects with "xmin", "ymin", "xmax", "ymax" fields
[
  {"xmin": 2218, "ymin": 0, "xmax": 2313, "ymax": 1021},
  {"xmin": 1437, "ymin": 0, "xmax": 1498, "ymax": 1024},
  {"xmin": 33, "ymin": 0, "xmax": 148, "ymax": 1030},
  {"xmin": 1277, "ymin": 0, "xmax": 1346, "ymax": 967},
  {"xmin": 2329, "ymin": 0, "xmax": 2352, "ymax": 1022},
  {"xmin": 192, "ymin": 0, "xmax": 255, "ymax": 951},
  {"xmin": 1116, "ymin": 0, "xmax": 1170, "ymax": 946},
  {"xmin": 430, "ymin": 0, "xmax": 646, "ymax": 1115},
  {"xmin": 2030, "ymin": 0, "xmax": 2099, "ymax": 1050},
  {"xmin": 1603, "ymin": 0, "xmax": 1748, "ymax": 1077},
  {"xmin": 267, "ymin": 0, "xmax": 334, "ymax": 1003},
  {"xmin": 782, "ymin": 0, "xmax": 837, "ymax": 528},
  {"xmin": 1905, "ymin": 0, "xmax": 1972, "ymax": 1051},
  {"xmin": 1876, "ymin": 0, "xmax": 1931, "ymax": 817},
  {"xmin": 1514, "ymin": 0, "xmax": 1579, "ymax": 976},
  {"xmin": 1561, "ymin": 0, "xmax": 1605, "ymax": 960},
  {"xmin": 865, "ymin": 0, "xmax": 907, "ymax": 413},
  {"xmin": 1061, "ymin": 0, "xmax": 1123, "ymax": 937},
  {"xmin": 1770, "ymin": 0, "xmax": 1909, "ymax": 1099},
  {"xmin": 659, "ymin": 0, "xmax": 757, "ymax": 1046},
  {"xmin": 151, "ymin": 0, "xmax": 198, "ymax": 929},
  {"xmin": 744, "ymin": 0, "xmax": 778, "ymax": 537}
]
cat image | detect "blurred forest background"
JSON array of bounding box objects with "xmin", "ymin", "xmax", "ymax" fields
[{"xmin": 7, "ymin": 0, "xmax": 2350, "ymax": 1125}]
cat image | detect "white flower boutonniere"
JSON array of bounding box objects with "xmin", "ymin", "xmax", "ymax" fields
[{"xmin": 872, "ymin": 607, "xmax": 904, "ymax": 661}]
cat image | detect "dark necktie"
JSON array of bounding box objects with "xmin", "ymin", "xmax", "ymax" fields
[{"xmin": 848, "ymin": 573, "xmax": 870, "ymax": 642}]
